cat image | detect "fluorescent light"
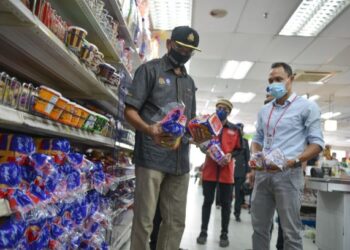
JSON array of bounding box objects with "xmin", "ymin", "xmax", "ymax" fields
[
  {"xmin": 324, "ymin": 119, "xmax": 337, "ymax": 131},
  {"xmin": 321, "ymin": 112, "xmax": 341, "ymax": 119},
  {"xmin": 205, "ymin": 100, "xmax": 209, "ymax": 108},
  {"xmin": 309, "ymin": 95, "xmax": 320, "ymax": 101},
  {"xmin": 149, "ymin": 0, "xmax": 192, "ymax": 30},
  {"xmin": 279, "ymin": 0, "xmax": 350, "ymax": 37},
  {"xmin": 230, "ymin": 92, "xmax": 256, "ymax": 103},
  {"xmin": 309, "ymin": 81, "xmax": 324, "ymax": 85},
  {"xmin": 211, "ymin": 85, "xmax": 215, "ymax": 92},
  {"xmin": 234, "ymin": 61, "xmax": 254, "ymax": 79},
  {"xmin": 219, "ymin": 60, "xmax": 253, "ymax": 79},
  {"xmin": 346, "ymin": 138, "xmax": 350, "ymax": 142},
  {"xmin": 220, "ymin": 60, "xmax": 239, "ymax": 79}
]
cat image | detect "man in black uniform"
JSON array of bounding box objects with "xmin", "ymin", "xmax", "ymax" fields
[{"xmin": 233, "ymin": 123, "xmax": 250, "ymax": 222}]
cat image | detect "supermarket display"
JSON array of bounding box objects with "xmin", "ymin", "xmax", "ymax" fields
[
  {"xmin": 0, "ymin": 0, "xmax": 156, "ymax": 248},
  {"xmin": 0, "ymin": 133, "xmax": 135, "ymax": 249}
]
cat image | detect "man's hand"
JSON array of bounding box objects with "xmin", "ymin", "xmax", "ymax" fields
[
  {"xmin": 147, "ymin": 123, "xmax": 163, "ymax": 144},
  {"xmin": 191, "ymin": 126, "xmax": 211, "ymax": 145},
  {"xmin": 219, "ymin": 153, "xmax": 232, "ymax": 166},
  {"xmin": 246, "ymin": 171, "xmax": 255, "ymax": 188}
]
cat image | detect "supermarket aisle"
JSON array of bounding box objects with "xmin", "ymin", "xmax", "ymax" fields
[
  {"xmin": 121, "ymin": 179, "xmax": 317, "ymax": 250},
  {"xmin": 179, "ymin": 179, "xmax": 317, "ymax": 250}
]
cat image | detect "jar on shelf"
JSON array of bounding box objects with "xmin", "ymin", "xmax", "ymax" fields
[
  {"xmin": 65, "ymin": 26, "xmax": 88, "ymax": 54},
  {"xmin": 58, "ymin": 101, "xmax": 75, "ymax": 125},
  {"xmin": 3, "ymin": 77, "xmax": 22, "ymax": 108},
  {"xmin": 48, "ymin": 96, "xmax": 68, "ymax": 121},
  {"xmin": 33, "ymin": 86, "xmax": 61, "ymax": 116},
  {"xmin": 77, "ymin": 106, "xmax": 90, "ymax": 129}
]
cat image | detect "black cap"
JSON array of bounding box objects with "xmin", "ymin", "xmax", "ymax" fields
[{"xmin": 171, "ymin": 26, "xmax": 201, "ymax": 51}]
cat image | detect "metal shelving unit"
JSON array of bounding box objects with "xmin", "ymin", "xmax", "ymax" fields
[
  {"xmin": 0, "ymin": 105, "xmax": 116, "ymax": 148},
  {"xmin": 0, "ymin": 0, "xmax": 119, "ymax": 106},
  {"xmin": 115, "ymin": 141, "xmax": 134, "ymax": 151}
]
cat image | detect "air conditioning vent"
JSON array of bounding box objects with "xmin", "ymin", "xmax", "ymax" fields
[{"xmin": 294, "ymin": 70, "xmax": 335, "ymax": 82}]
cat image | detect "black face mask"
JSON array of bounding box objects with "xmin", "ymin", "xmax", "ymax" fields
[{"xmin": 168, "ymin": 48, "xmax": 191, "ymax": 67}]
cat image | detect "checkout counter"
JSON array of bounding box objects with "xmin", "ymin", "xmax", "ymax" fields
[{"xmin": 305, "ymin": 177, "xmax": 350, "ymax": 250}]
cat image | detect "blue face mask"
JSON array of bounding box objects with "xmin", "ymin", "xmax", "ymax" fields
[
  {"xmin": 268, "ymin": 82, "xmax": 287, "ymax": 99},
  {"xmin": 216, "ymin": 108, "xmax": 229, "ymax": 121}
]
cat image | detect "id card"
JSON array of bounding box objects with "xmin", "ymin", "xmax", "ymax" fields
[{"xmin": 265, "ymin": 135, "xmax": 273, "ymax": 150}]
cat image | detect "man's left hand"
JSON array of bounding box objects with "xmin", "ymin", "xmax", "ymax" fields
[{"xmin": 286, "ymin": 159, "xmax": 296, "ymax": 168}]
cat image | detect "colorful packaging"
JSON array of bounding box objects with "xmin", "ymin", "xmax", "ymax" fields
[
  {"xmin": 207, "ymin": 140, "xmax": 226, "ymax": 164},
  {"xmin": 0, "ymin": 133, "xmax": 35, "ymax": 164},
  {"xmin": 36, "ymin": 138, "xmax": 70, "ymax": 164},
  {"xmin": 0, "ymin": 217, "xmax": 26, "ymax": 249},
  {"xmin": 188, "ymin": 113, "xmax": 223, "ymax": 143},
  {"xmin": 0, "ymin": 162, "xmax": 22, "ymax": 188}
]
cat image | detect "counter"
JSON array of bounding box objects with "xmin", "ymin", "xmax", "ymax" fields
[{"xmin": 305, "ymin": 177, "xmax": 350, "ymax": 250}]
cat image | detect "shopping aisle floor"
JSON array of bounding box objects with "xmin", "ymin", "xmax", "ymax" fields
[
  {"xmin": 180, "ymin": 179, "xmax": 317, "ymax": 250},
  {"xmin": 121, "ymin": 179, "xmax": 317, "ymax": 250}
]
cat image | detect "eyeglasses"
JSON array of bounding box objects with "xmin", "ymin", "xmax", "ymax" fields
[
  {"xmin": 172, "ymin": 42, "xmax": 195, "ymax": 56},
  {"xmin": 216, "ymin": 106, "xmax": 230, "ymax": 113}
]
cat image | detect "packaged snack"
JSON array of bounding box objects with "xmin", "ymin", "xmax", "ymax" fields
[
  {"xmin": 188, "ymin": 113, "xmax": 223, "ymax": 143},
  {"xmin": 36, "ymin": 138, "xmax": 70, "ymax": 164},
  {"xmin": 250, "ymin": 149, "xmax": 287, "ymax": 171},
  {"xmin": 48, "ymin": 96, "xmax": 68, "ymax": 121},
  {"xmin": 65, "ymin": 26, "xmax": 88, "ymax": 53},
  {"xmin": 0, "ymin": 162, "xmax": 21, "ymax": 188},
  {"xmin": 58, "ymin": 101, "xmax": 75, "ymax": 125},
  {"xmin": 70, "ymin": 102, "xmax": 82, "ymax": 127},
  {"xmin": 77, "ymin": 106, "xmax": 90, "ymax": 129},
  {"xmin": 25, "ymin": 220, "xmax": 50, "ymax": 250},
  {"xmin": 33, "ymin": 86, "xmax": 61, "ymax": 116},
  {"xmin": 206, "ymin": 140, "xmax": 226, "ymax": 164},
  {"xmin": 7, "ymin": 189, "xmax": 34, "ymax": 214},
  {"xmin": 0, "ymin": 133, "xmax": 36, "ymax": 165},
  {"xmin": 0, "ymin": 217, "xmax": 26, "ymax": 249}
]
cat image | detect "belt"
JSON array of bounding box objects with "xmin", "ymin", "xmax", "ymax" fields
[{"xmin": 255, "ymin": 164, "xmax": 301, "ymax": 173}]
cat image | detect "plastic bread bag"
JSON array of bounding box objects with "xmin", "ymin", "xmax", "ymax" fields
[
  {"xmin": 0, "ymin": 162, "xmax": 22, "ymax": 188},
  {"xmin": 66, "ymin": 153, "xmax": 84, "ymax": 169},
  {"xmin": 0, "ymin": 217, "xmax": 26, "ymax": 249},
  {"xmin": 24, "ymin": 219, "xmax": 50, "ymax": 250},
  {"xmin": 0, "ymin": 133, "xmax": 35, "ymax": 165},
  {"xmin": 7, "ymin": 188, "xmax": 34, "ymax": 215},
  {"xmin": 151, "ymin": 102, "xmax": 187, "ymax": 149},
  {"xmin": 264, "ymin": 148, "xmax": 287, "ymax": 171},
  {"xmin": 249, "ymin": 152, "xmax": 266, "ymax": 170}
]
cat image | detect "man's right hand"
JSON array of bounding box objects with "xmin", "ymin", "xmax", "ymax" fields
[{"xmin": 147, "ymin": 123, "xmax": 163, "ymax": 144}]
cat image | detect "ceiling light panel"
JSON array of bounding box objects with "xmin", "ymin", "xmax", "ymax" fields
[
  {"xmin": 149, "ymin": 0, "xmax": 192, "ymax": 30},
  {"xmin": 321, "ymin": 111, "xmax": 341, "ymax": 119},
  {"xmin": 230, "ymin": 92, "xmax": 256, "ymax": 103},
  {"xmin": 279, "ymin": 0, "xmax": 350, "ymax": 37},
  {"xmin": 219, "ymin": 60, "xmax": 254, "ymax": 79}
]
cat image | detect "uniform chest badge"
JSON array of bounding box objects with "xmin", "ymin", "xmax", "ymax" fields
[
  {"xmin": 159, "ymin": 77, "xmax": 171, "ymax": 86},
  {"xmin": 159, "ymin": 77, "xmax": 165, "ymax": 85}
]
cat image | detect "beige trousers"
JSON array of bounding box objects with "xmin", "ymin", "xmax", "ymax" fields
[{"xmin": 130, "ymin": 166, "xmax": 189, "ymax": 250}]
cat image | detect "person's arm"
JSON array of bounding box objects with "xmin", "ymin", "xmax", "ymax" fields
[
  {"xmin": 287, "ymin": 102, "xmax": 324, "ymax": 167},
  {"xmin": 124, "ymin": 105, "xmax": 162, "ymax": 139}
]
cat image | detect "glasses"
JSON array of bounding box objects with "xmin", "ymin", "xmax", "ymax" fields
[{"xmin": 172, "ymin": 42, "xmax": 195, "ymax": 56}]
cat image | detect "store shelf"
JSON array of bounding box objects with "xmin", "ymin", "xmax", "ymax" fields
[
  {"xmin": 301, "ymin": 202, "xmax": 317, "ymax": 208},
  {"xmin": 115, "ymin": 141, "xmax": 134, "ymax": 151},
  {"xmin": 0, "ymin": 105, "xmax": 116, "ymax": 148},
  {"xmin": 0, "ymin": 199, "xmax": 11, "ymax": 217},
  {"xmin": 103, "ymin": 0, "xmax": 142, "ymax": 67},
  {"xmin": 0, "ymin": 0, "xmax": 119, "ymax": 104},
  {"xmin": 49, "ymin": 0, "xmax": 133, "ymax": 81}
]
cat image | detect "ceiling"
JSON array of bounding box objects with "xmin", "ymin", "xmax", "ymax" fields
[{"xmin": 187, "ymin": 0, "xmax": 350, "ymax": 149}]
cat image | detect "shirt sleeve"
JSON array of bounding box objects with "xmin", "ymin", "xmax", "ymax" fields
[
  {"xmin": 303, "ymin": 101, "xmax": 325, "ymax": 149},
  {"xmin": 125, "ymin": 63, "xmax": 154, "ymax": 110},
  {"xmin": 252, "ymin": 109, "xmax": 264, "ymax": 146}
]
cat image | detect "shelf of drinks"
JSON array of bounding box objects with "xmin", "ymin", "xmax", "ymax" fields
[
  {"xmin": 0, "ymin": 0, "xmax": 120, "ymax": 107},
  {"xmin": 0, "ymin": 105, "xmax": 116, "ymax": 148},
  {"xmin": 49, "ymin": 0, "xmax": 135, "ymax": 81},
  {"xmin": 104, "ymin": 0, "xmax": 143, "ymax": 66}
]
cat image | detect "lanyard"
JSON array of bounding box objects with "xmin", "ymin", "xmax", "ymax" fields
[{"xmin": 266, "ymin": 96, "xmax": 297, "ymax": 137}]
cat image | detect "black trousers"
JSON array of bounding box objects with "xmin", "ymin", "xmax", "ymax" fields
[
  {"xmin": 234, "ymin": 177, "xmax": 246, "ymax": 217},
  {"xmin": 201, "ymin": 181, "xmax": 233, "ymax": 234},
  {"xmin": 276, "ymin": 216, "xmax": 284, "ymax": 250}
]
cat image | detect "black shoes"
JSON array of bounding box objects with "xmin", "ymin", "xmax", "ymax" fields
[
  {"xmin": 219, "ymin": 233, "xmax": 229, "ymax": 247},
  {"xmin": 235, "ymin": 216, "xmax": 241, "ymax": 222},
  {"xmin": 196, "ymin": 231, "xmax": 207, "ymax": 245}
]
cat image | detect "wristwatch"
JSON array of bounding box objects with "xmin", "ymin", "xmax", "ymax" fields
[{"xmin": 294, "ymin": 158, "xmax": 302, "ymax": 168}]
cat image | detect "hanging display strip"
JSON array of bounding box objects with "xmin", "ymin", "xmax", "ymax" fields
[
  {"xmin": 0, "ymin": 0, "xmax": 119, "ymax": 104},
  {"xmin": 0, "ymin": 105, "xmax": 116, "ymax": 148}
]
